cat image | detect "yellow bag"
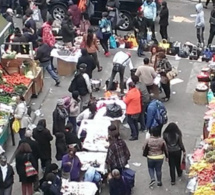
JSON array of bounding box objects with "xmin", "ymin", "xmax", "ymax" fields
[
  {"xmin": 159, "ymin": 39, "xmax": 170, "ymax": 50},
  {"xmin": 128, "ymin": 36, "xmax": 138, "ymax": 47},
  {"xmin": 12, "ymin": 119, "xmax": 20, "ymax": 133}
]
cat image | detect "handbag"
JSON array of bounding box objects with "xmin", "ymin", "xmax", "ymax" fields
[
  {"xmin": 96, "ymin": 28, "xmax": 103, "ymax": 40},
  {"xmin": 181, "ymin": 154, "xmax": 186, "ymax": 170},
  {"xmin": 12, "ymin": 119, "xmax": 20, "ymax": 133},
  {"xmin": 109, "ymin": 35, "xmax": 117, "ymax": 49},
  {"xmin": 166, "ymin": 67, "xmax": 178, "ymax": 80},
  {"xmin": 25, "ymin": 154, "xmax": 37, "ymax": 177}
]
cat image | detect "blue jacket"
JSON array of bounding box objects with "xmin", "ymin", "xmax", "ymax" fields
[
  {"xmin": 146, "ymin": 99, "xmax": 159, "ymax": 129},
  {"xmin": 143, "ymin": 1, "xmax": 157, "ymax": 21}
]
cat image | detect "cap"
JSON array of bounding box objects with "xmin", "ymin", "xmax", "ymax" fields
[
  {"xmin": 79, "ymin": 63, "xmax": 87, "ymax": 70},
  {"xmin": 57, "ymin": 98, "xmax": 64, "ymax": 106}
]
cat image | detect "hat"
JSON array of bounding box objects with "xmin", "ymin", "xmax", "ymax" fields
[
  {"xmin": 6, "ymin": 8, "xmax": 14, "ymax": 14},
  {"xmin": 79, "ymin": 63, "xmax": 87, "ymax": 70},
  {"xmin": 57, "ymin": 98, "xmax": 64, "ymax": 106}
]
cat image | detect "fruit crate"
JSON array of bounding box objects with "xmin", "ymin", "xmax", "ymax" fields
[{"xmin": 23, "ymin": 81, "xmax": 33, "ymax": 104}]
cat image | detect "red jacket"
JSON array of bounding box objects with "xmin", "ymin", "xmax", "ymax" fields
[
  {"xmin": 123, "ymin": 88, "xmax": 141, "ymax": 115},
  {"xmin": 42, "ymin": 22, "xmax": 56, "ymax": 47}
]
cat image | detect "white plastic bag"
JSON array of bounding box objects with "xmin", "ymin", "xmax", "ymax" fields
[
  {"xmin": 145, "ymin": 131, "xmax": 150, "ymax": 139},
  {"xmin": 30, "ymin": 3, "xmax": 41, "ymax": 21},
  {"xmin": 153, "ymin": 74, "xmax": 161, "ymax": 85}
]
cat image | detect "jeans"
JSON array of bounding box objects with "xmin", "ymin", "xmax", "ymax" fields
[
  {"xmin": 169, "ymin": 150, "xmax": 182, "ymax": 182},
  {"xmin": 89, "ymin": 52, "xmax": 100, "ymax": 69},
  {"xmin": 196, "ymin": 27, "xmax": 204, "ymax": 44},
  {"xmin": 145, "ymin": 18, "xmax": 156, "ymax": 39},
  {"xmin": 160, "ymin": 25, "xmax": 168, "ymax": 40},
  {"xmin": 127, "ymin": 114, "xmax": 139, "ymax": 139},
  {"xmin": 69, "ymin": 116, "xmax": 77, "ymax": 133},
  {"xmin": 137, "ymin": 38, "xmax": 145, "ymax": 56},
  {"xmin": 108, "ymin": 64, "xmax": 125, "ymax": 93},
  {"xmin": 147, "ymin": 158, "xmax": 163, "ymax": 182},
  {"xmin": 41, "ymin": 61, "xmax": 59, "ymax": 82},
  {"xmin": 19, "ymin": 128, "xmax": 26, "ymax": 140},
  {"xmin": 0, "ymin": 185, "xmax": 12, "ymax": 195},
  {"xmin": 138, "ymin": 104, "xmax": 147, "ymax": 130},
  {"xmin": 100, "ymin": 33, "xmax": 111, "ymax": 53},
  {"xmin": 161, "ymin": 81, "xmax": 170, "ymax": 99}
]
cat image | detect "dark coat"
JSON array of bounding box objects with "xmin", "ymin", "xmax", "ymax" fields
[
  {"xmin": 19, "ymin": 137, "xmax": 40, "ymax": 171},
  {"xmin": 64, "ymin": 130, "xmax": 82, "ymax": 150},
  {"xmin": 77, "ymin": 55, "xmax": 96, "ymax": 79},
  {"xmin": 55, "ymin": 133, "xmax": 67, "ymax": 161},
  {"xmin": 52, "ymin": 107, "xmax": 68, "ymax": 135},
  {"xmin": 33, "ymin": 126, "xmax": 53, "ymax": 160},
  {"xmin": 159, "ymin": 6, "xmax": 169, "ymax": 26},
  {"xmin": 61, "ymin": 19, "xmax": 75, "ymax": 43},
  {"xmin": 109, "ymin": 177, "xmax": 128, "ymax": 195},
  {"xmin": 41, "ymin": 181, "xmax": 61, "ymax": 195},
  {"xmin": 0, "ymin": 164, "xmax": 14, "ymax": 189},
  {"xmin": 133, "ymin": 16, "xmax": 147, "ymax": 39},
  {"xmin": 15, "ymin": 152, "xmax": 37, "ymax": 183},
  {"xmin": 11, "ymin": 35, "xmax": 29, "ymax": 54}
]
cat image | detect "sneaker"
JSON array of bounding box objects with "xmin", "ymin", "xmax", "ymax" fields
[
  {"xmin": 149, "ymin": 180, "xmax": 155, "ymax": 188},
  {"xmin": 105, "ymin": 52, "xmax": 111, "ymax": 57},
  {"xmin": 157, "ymin": 182, "xmax": 162, "ymax": 187},
  {"xmin": 55, "ymin": 81, "xmax": 60, "ymax": 86},
  {"xmin": 171, "ymin": 181, "xmax": 175, "ymax": 185},
  {"xmin": 203, "ymin": 5, "xmax": 207, "ymax": 9}
]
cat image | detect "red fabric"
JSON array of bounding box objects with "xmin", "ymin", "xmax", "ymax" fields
[
  {"xmin": 68, "ymin": 5, "xmax": 81, "ymax": 27},
  {"xmin": 42, "ymin": 22, "xmax": 56, "ymax": 47},
  {"xmin": 123, "ymin": 88, "xmax": 141, "ymax": 115}
]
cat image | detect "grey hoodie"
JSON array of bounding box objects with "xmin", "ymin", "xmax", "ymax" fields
[{"xmin": 195, "ymin": 3, "xmax": 205, "ymax": 28}]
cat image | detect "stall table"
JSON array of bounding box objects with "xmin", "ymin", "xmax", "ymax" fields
[{"xmin": 51, "ymin": 48, "xmax": 81, "ymax": 76}]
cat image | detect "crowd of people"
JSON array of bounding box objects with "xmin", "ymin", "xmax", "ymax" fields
[{"xmin": 0, "ymin": 0, "xmax": 209, "ymax": 194}]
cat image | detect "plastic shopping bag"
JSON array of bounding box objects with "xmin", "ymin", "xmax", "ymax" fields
[
  {"xmin": 12, "ymin": 119, "xmax": 20, "ymax": 133},
  {"xmin": 109, "ymin": 35, "xmax": 117, "ymax": 49}
]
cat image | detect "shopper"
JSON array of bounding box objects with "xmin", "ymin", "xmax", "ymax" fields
[
  {"xmin": 203, "ymin": 0, "xmax": 215, "ymax": 8},
  {"xmin": 69, "ymin": 64, "xmax": 92, "ymax": 111},
  {"xmin": 61, "ymin": 146, "xmax": 82, "ymax": 181},
  {"xmin": 55, "ymin": 132, "xmax": 67, "ymax": 162},
  {"xmin": 131, "ymin": 75, "xmax": 150, "ymax": 131},
  {"xmin": 16, "ymin": 143, "xmax": 37, "ymax": 195},
  {"xmin": 77, "ymin": 48, "xmax": 96, "ymax": 79},
  {"xmin": 195, "ymin": 3, "xmax": 205, "ymax": 46},
  {"xmin": 23, "ymin": 22, "xmax": 35, "ymax": 44},
  {"xmin": 108, "ymin": 51, "xmax": 133, "ymax": 94},
  {"xmin": 106, "ymin": 0, "xmax": 120, "ymax": 35},
  {"xmin": 69, "ymin": 91, "xmax": 81, "ymax": 133},
  {"xmin": 106, "ymin": 131, "xmax": 130, "ymax": 172},
  {"xmin": 2, "ymin": 8, "xmax": 14, "ymax": 35},
  {"xmin": 52, "ymin": 99, "xmax": 68, "ymax": 135},
  {"xmin": 41, "ymin": 173, "xmax": 61, "ymax": 195},
  {"xmin": 14, "ymin": 95, "xmax": 31, "ymax": 140},
  {"xmin": 143, "ymin": 0, "xmax": 157, "ymax": 39},
  {"xmin": 109, "ymin": 169, "xmax": 129, "ymax": 195},
  {"xmin": 99, "ymin": 12, "xmax": 112, "ymax": 57},
  {"xmin": 135, "ymin": 57, "xmax": 157, "ymax": 94},
  {"xmin": 163, "ymin": 123, "xmax": 186, "ymax": 185},
  {"xmin": 146, "ymin": 96, "xmax": 167, "ymax": 136},
  {"xmin": 0, "ymin": 155, "xmax": 14, "ymax": 195},
  {"xmin": 61, "ymin": 14, "xmax": 76, "ymax": 48},
  {"xmin": 33, "ymin": 119, "xmax": 53, "ymax": 172},
  {"xmin": 208, "ymin": 6, "xmax": 215, "ymax": 46},
  {"xmin": 82, "ymin": 27, "xmax": 102, "ymax": 72},
  {"xmin": 156, "ymin": 52, "xmax": 172, "ymax": 102},
  {"xmin": 142, "ymin": 128, "xmax": 168, "ymax": 188},
  {"xmin": 150, "ymin": 46, "xmax": 158, "ymax": 69},
  {"xmin": 123, "ymin": 82, "xmax": 141, "ymax": 141},
  {"xmin": 159, "ymin": 1, "xmax": 169, "ymax": 40},
  {"xmin": 34, "ymin": 38, "xmax": 60, "ymax": 86}
]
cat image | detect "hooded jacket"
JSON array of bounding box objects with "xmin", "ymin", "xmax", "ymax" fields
[
  {"xmin": 42, "ymin": 22, "xmax": 56, "ymax": 47},
  {"xmin": 159, "ymin": 2, "xmax": 169, "ymax": 26},
  {"xmin": 195, "ymin": 3, "xmax": 205, "ymax": 28},
  {"xmin": 143, "ymin": 0, "xmax": 157, "ymax": 21}
]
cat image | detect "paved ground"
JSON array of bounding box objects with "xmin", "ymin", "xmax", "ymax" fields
[{"xmin": 4, "ymin": 0, "xmax": 215, "ymax": 194}]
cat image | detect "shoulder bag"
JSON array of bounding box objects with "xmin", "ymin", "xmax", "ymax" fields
[{"xmin": 25, "ymin": 154, "xmax": 38, "ymax": 177}]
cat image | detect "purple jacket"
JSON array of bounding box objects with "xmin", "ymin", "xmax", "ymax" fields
[{"xmin": 61, "ymin": 154, "xmax": 81, "ymax": 181}]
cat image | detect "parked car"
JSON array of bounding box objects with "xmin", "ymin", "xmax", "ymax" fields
[{"xmin": 47, "ymin": 0, "xmax": 142, "ymax": 31}]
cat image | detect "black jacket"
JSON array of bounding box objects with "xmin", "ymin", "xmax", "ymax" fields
[
  {"xmin": 159, "ymin": 6, "xmax": 169, "ymax": 26},
  {"xmin": 77, "ymin": 55, "xmax": 96, "ymax": 79},
  {"xmin": 41, "ymin": 181, "xmax": 61, "ymax": 195},
  {"xmin": 15, "ymin": 152, "xmax": 37, "ymax": 183},
  {"xmin": 64, "ymin": 130, "xmax": 82, "ymax": 150},
  {"xmin": 12, "ymin": 35, "xmax": 29, "ymax": 54},
  {"xmin": 55, "ymin": 133, "xmax": 67, "ymax": 161},
  {"xmin": 52, "ymin": 107, "xmax": 68, "ymax": 135},
  {"xmin": 61, "ymin": 19, "xmax": 75, "ymax": 43},
  {"xmin": 19, "ymin": 137, "xmax": 40, "ymax": 171},
  {"xmin": 133, "ymin": 16, "xmax": 147, "ymax": 39},
  {"xmin": 0, "ymin": 164, "xmax": 14, "ymax": 189},
  {"xmin": 109, "ymin": 177, "xmax": 128, "ymax": 195},
  {"xmin": 34, "ymin": 43, "xmax": 52, "ymax": 63},
  {"xmin": 33, "ymin": 126, "xmax": 53, "ymax": 160}
]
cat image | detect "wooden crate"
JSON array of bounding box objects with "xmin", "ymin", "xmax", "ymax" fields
[
  {"xmin": 57, "ymin": 59, "xmax": 76, "ymax": 76},
  {"xmin": 32, "ymin": 69, "xmax": 43, "ymax": 96},
  {"xmin": 23, "ymin": 82, "xmax": 33, "ymax": 104},
  {"xmin": 1, "ymin": 58, "xmax": 23, "ymax": 74}
]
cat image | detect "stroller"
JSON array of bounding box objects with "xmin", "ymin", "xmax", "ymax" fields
[{"xmin": 84, "ymin": 167, "xmax": 103, "ymax": 195}]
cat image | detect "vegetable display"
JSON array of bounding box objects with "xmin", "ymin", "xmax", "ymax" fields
[{"xmin": 3, "ymin": 74, "xmax": 31, "ymax": 86}]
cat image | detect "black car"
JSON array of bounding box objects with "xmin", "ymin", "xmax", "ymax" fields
[{"xmin": 47, "ymin": 0, "xmax": 143, "ymax": 31}]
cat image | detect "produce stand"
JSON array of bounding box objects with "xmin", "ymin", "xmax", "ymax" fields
[
  {"xmin": 32, "ymin": 68, "xmax": 43, "ymax": 96},
  {"xmin": 51, "ymin": 46, "xmax": 81, "ymax": 76}
]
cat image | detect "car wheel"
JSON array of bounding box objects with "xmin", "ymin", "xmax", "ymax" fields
[
  {"xmin": 51, "ymin": 5, "xmax": 66, "ymax": 21},
  {"xmin": 119, "ymin": 12, "xmax": 132, "ymax": 31}
]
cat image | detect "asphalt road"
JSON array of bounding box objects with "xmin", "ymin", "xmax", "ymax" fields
[{"xmin": 6, "ymin": 0, "xmax": 214, "ymax": 194}]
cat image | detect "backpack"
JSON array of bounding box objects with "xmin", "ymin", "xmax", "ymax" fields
[
  {"xmin": 68, "ymin": 77, "xmax": 77, "ymax": 93},
  {"xmin": 166, "ymin": 134, "xmax": 181, "ymax": 152},
  {"xmin": 155, "ymin": 100, "xmax": 168, "ymax": 125}
]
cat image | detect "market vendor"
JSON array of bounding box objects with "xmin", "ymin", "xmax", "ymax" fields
[{"xmin": 34, "ymin": 38, "xmax": 60, "ymax": 86}]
